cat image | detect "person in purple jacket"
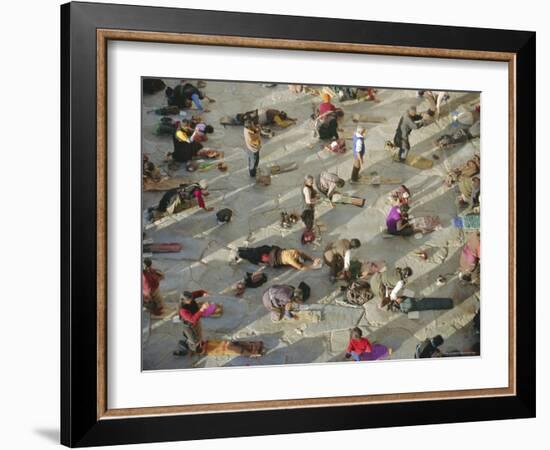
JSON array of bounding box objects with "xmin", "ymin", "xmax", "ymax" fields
[{"xmin": 386, "ymin": 205, "xmax": 413, "ymax": 236}]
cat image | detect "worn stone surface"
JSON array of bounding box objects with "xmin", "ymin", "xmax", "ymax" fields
[{"xmin": 142, "ymin": 81, "xmax": 481, "ymax": 370}]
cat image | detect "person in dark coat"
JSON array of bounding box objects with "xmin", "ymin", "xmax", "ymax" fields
[{"xmin": 393, "ymin": 106, "xmax": 424, "ymax": 161}]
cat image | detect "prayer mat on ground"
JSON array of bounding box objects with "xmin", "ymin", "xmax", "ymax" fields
[
  {"xmin": 205, "ymin": 340, "xmax": 264, "ymax": 357},
  {"xmin": 410, "ymin": 216, "xmax": 442, "ymax": 233},
  {"xmin": 358, "ymin": 344, "xmax": 391, "ymax": 361},
  {"xmin": 351, "ymin": 113, "xmax": 386, "ymax": 123},
  {"xmin": 331, "ymin": 194, "xmax": 365, "ymax": 207},
  {"xmin": 142, "ymin": 242, "xmax": 182, "ymax": 253},
  {"xmin": 351, "ymin": 175, "xmax": 402, "ymax": 185},
  {"xmin": 286, "ymin": 310, "xmax": 322, "ymax": 323},
  {"xmin": 399, "ymin": 297, "xmax": 454, "ymax": 313},
  {"xmin": 400, "ymin": 154, "xmax": 434, "ymax": 169},
  {"xmin": 453, "ymin": 214, "xmax": 480, "ymax": 230},
  {"xmin": 143, "ymin": 177, "xmax": 192, "ymax": 192}
]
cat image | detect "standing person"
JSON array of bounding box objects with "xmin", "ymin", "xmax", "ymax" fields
[
  {"xmin": 351, "ymin": 126, "xmax": 367, "ymax": 182},
  {"xmin": 243, "ymin": 120, "xmax": 262, "ymax": 177},
  {"xmin": 174, "ymin": 290, "xmax": 211, "ymax": 355},
  {"xmin": 142, "ymin": 258, "xmax": 165, "ymax": 317},
  {"xmin": 370, "ymin": 266, "xmax": 413, "ymax": 309},
  {"xmin": 261, "ymin": 284, "xmax": 306, "ymax": 322},
  {"xmin": 323, "ymin": 238, "xmax": 361, "ymax": 282},
  {"xmin": 345, "ymin": 327, "xmax": 373, "ymax": 361},
  {"xmin": 393, "ymin": 106, "xmax": 423, "ymax": 161},
  {"xmin": 316, "ymin": 171, "xmax": 346, "ymax": 205},
  {"xmin": 302, "ymin": 175, "xmax": 318, "ymax": 210}
]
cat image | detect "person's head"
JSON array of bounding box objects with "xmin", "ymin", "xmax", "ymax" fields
[
  {"xmin": 401, "ymin": 204, "xmax": 410, "ymax": 215},
  {"xmin": 198, "ymin": 179, "xmax": 208, "ymax": 190},
  {"xmin": 356, "ymin": 126, "xmax": 366, "ymax": 136},
  {"xmin": 298, "ymin": 281, "xmax": 311, "ymax": 301},
  {"xmin": 351, "ymin": 327, "xmax": 363, "ymax": 340},
  {"xmin": 180, "ymin": 291, "xmax": 193, "ymax": 304},
  {"xmin": 350, "ymin": 239, "xmax": 361, "ymax": 249},
  {"xmin": 304, "ymin": 175, "xmax": 314, "ymax": 186},
  {"xmin": 194, "ymin": 123, "xmax": 206, "ymax": 133},
  {"xmin": 204, "ymin": 125, "xmax": 214, "ymax": 134},
  {"xmin": 407, "ymin": 106, "xmax": 417, "ymax": 116},
  {"xmin": 197, "ymin": 90, "xmax": 205, "ymax": 100},
  {"xmin": 431, "ymin": 334, "xmax": 444, "ymax": 348},
  {"xmin": 244, "ymin": 120, "xmax": 254, "ymax": 130},
  {"xmin": 279, "ymin": 111, "xmax": 288, "ymax": 120},
  {"xmin": 143, "ymin": 258, "xmax": 152, "ymax": 270},
  {"xmin": 336, "ymin": 178, "xmax": 346, "ymax": 188},
  {"xmin": 472, "ymin": 176, "xmax": 480, "ymax": 186},
  {"xmin": 401, "ymin": 266, "xmax": 413, "ymax": 279},
  {"xmin": 144, "ymin": 161, "xmax": 155, "ymax": 172},
  {"xmin": 292, "ymin": 287, "xmax": 304, "ymax": 303},
  {"xmin": 322, "ymin": 93, "xmax": 331, "ymax": 103}
]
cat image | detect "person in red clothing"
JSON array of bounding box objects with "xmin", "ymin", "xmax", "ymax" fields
[
  {"xmin": 142, "ymin": 258, "xmax": 165, "ymax": 317},
  {"xmin": 345, "ymin": 327, "xmax": 372, "ymax": 361},
  {"xmin": 318, "ymin": 93, "xmax": 337, "ymax": 116},
  {"xmin": 174, "ymin": 290, "xmax": 211, "ymax": 355}
]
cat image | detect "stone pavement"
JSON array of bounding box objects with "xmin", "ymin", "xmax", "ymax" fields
[{"xmin": 141, "ymin": 81, "xmax": 480, "ymax": 370}]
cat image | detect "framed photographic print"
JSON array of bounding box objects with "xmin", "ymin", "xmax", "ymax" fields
[{"xmin": 61, "ymin": 1, "xmax": 536, "ymax": 447}]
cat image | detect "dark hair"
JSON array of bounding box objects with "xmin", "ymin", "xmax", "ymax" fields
[
  {"xmin": 198, "ymin": 90, "xmax": 205, "ymax": 99},
  {"xmin": 350, "ymin": 239, "xmax": 361, "ymax": 249},
  {"xmin": 181, "ymin": 291, "xmax": 193, "ymax": 301},
  {"xmin": 204, "ymin": 125, "xmax": 214, "ymax": 134},
  {"xmin": 279, "ymin": 111, "xmax": 288, "ymax": 120},
  {"xmin": 402, "ymin": 267, "xmax": 413, "ymax": 278},
  {"xmin": 298, "ymin": 282, "xmax": 311, "ymax": 301},
  {"xmin": 337, "ymin": 178, "xmax": 345, "ymax": 188},
  {"xmin": 351, "ymin": 327, "xmax": 363, "ymax": 339},
  {"xmin": 244, "ymin": 120, "xmax": 254, "ymax": 129},
  {"xmin": 431, "ymin": 334, "xmax": 444, "ymax": 347},
  {"xmin": 143, "ymin": 258, "xmax": 152, "ymax": 268}
]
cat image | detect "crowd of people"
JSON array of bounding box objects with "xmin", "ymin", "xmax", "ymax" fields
[{"xmin": 142, "ymin": 80, "xmax": 481, "ymax": 362}]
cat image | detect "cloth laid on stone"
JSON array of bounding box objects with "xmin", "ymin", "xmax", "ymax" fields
[
  {"xmin": 204, "ymin": 340, "xmax": 264, "ymax": 357},
  {"xmin": 453, "ymin": 215, "xmax": 480, "ymax": 230},
  {"xmin": 352, "ymin": 113, "xmax": 386, "ymax": 123},
  {"xmin": 143, "ymin": 177, "xmax": 192, "ymax": 192},
  {"xmin": 409, "ymin": 216, "xmax": 442, "ymax": 233},
  {"xmin": 400, "ymin": 153, "xmax": 434, "ymax": 169},
  {"xmin": 351, "ymin": 175, "xmax": 402, "ymax": 185},
  {"xmin": 142, "ymin": 242, "xmax": 182, "ymax": 253},
  {"xmin": 355, "ymin": 344, "xmax": 390, "ymax": 361},
  {"xmin": 288, "ymin": 310, "xmax": 322, "ymax": 323},
  {"xmin": 331, "ymin": 193, "xmax": 365, "ymax": 207},
  {"xmin": 398, "ymin": 297, "xmax": 454, "ymax": 313}
]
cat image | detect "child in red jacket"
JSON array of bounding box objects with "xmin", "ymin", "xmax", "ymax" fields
[{"xmin": 345, "ymin": 327, "xmax": 372, "ymax": 361}]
